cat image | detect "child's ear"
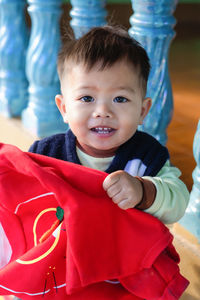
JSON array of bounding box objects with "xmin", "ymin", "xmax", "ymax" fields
[
  {"xmin": 55, "ymin": 94, "xmax": 68, "ymax": 123},
  {"xmin": 139, "ymin": 97, "xmax": 152, "ymax": 125}
]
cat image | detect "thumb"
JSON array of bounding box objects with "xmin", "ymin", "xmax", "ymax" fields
[{"xmin": 102, "ymin": 171, "xmax": 121, "ymax": 191}]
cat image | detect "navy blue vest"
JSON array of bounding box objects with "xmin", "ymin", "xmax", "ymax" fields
[{"xmin": 29, "ymin": 129, "xmax": 169, "ymax": 177}]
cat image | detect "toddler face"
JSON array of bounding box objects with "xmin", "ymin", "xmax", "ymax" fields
[{"xmin": 56, "ymin": 60, "xmax": 151, "ymax": 157}]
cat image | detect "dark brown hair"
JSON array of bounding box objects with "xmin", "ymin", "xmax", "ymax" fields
[{"xmin": 57, "ymin": 26, "xmax": 150, "ymax": 93}]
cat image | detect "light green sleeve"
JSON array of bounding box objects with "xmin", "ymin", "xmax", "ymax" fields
[{"xmin": 142, "ymin": 160, "xmax": 190, "ymax": 224}]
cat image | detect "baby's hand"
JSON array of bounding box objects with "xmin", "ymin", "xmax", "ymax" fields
[{"xmin": 103, "ymin": 170, "xmax": 143, "ymax": 210}]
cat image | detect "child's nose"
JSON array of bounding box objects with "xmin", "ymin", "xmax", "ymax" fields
[{"xmin": 92, "ymin": 103, "xmax": 112, "ymax": 118}]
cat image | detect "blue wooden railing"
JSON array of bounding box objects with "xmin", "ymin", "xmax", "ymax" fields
[
  {"xmin": 0, "ymin": 0, "xmax": 28, "ymax": 117},
  {"xmin": 129, "ymin": 0, "xmax": 176, "ymax": 145},
  {"xmin": 0, "ymin": 0, "xmax": 199, "ymax": 240},
  {"xmin": 22, "ymin": 0, "xmax": 67, "ymax": 136}
]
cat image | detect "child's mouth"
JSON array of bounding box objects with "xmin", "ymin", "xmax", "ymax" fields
[{"xmin": 91, "ymin": 127, "xmax": 115, "ymax": 135}]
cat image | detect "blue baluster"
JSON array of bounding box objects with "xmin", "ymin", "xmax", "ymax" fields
[
  {"xmin": 0, "ymin": 0, "xmax": 28, "ymax": 117},
  {"xmin": 22, "ymin": 0, "xmax": 67, "ymax": 137},
  {"xmin": 70, "ymin": 0, "xmax": 107, "ymax": 39},
  {"xmin": 129, "ymin": 0, "xmax": 178, "ymax": 145},
  {"xmin": 179, "ymin": 120, "xmax": 200, "ymax": 242}
]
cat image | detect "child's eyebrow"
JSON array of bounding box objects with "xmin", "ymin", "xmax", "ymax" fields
[
  {"xmin": 74, "ymin": 86, "xmax": 136, "ymax": 93},
  {"xmin": 117, "ymin": 86, "xmax": 136, "ymax": 94},
  {"xmin": 75, "ymin": 85, "xmax": 96, "ymax": 91}
]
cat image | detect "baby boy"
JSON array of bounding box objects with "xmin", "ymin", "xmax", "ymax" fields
[{"xmin": 29, "ymin": 26, "xmax": 189, "ymax": 224}]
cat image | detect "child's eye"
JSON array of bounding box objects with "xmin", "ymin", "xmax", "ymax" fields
[
  {"xmin": 113, "ymin": 96, "xmax": 128, "ymax": 103},
  {"xmin": 80, "ymin": 96, "xmax": 94, "ymax": 102}
]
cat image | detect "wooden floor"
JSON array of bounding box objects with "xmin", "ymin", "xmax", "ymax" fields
[{"xmin": 167, "ymin": 31, "xmax": 200, "ymax": 192}]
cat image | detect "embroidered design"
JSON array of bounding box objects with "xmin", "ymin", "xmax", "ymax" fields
[{"xmin": 56, "ymin": 206, "xmax": 64, "ymax": 222}]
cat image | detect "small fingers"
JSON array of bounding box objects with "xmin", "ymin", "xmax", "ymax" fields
[
  {"xmin": 106, "ymin": 184, "xmax": 122, "ymax": 200},
  {"xmin": 111, "ymin": 190, "xmax": 124, "ymax": 204},
  {"xmin": 117, "ymin": 199, "xmax": 135, "ymax": 210},
  {"xmin": 103, "ymin": 171, "xmax": 139, "ymax": 210},
  {"xmin": 103, "ymin": 171, "xmax": 122, "ymax": 191}
]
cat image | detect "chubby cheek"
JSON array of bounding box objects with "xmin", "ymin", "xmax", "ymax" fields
[
  {"xmin": 120, "ymin": 118, "xmax": 139, "ymax": 139},
  {"xmin": 67, "ymin": 110, "xmax": 89, "ymax": 131},
  {"xmin": 120, "ymin": 112, "xmax": 139, "ymax": 127}
]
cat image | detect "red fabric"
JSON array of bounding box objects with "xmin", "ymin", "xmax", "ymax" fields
[{"xmin": 0, "ymin": 143, "xmax": 189, "ymax": 299}]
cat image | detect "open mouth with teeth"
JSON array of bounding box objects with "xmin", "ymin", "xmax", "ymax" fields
[{"xmin": 90, "ymin": 127, "xmax": 115, "ymax": 135}]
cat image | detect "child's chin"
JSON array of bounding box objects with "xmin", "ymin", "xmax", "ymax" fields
[{"xmin": 90, "ymin": 147, "xmax": 117, "ymax": 157}]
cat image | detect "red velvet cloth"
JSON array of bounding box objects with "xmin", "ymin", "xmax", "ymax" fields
[{"xmin": 0, "ymin": 143, "xmax": 189, "ymax": 299}]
